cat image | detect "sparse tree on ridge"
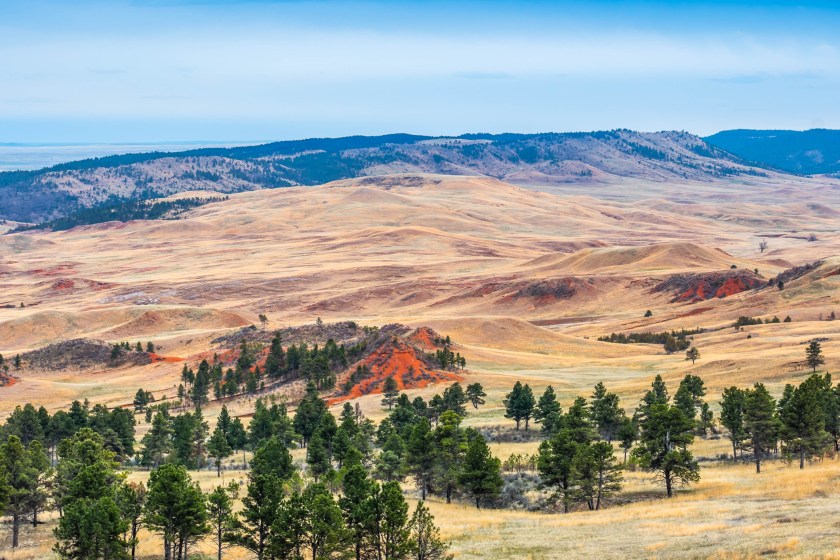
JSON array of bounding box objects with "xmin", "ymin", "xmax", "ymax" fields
[
  {"xmin": 806, "ymin": 340, "xmax": 825, "ymax": 373},
  {"xmin": 685, "ymin": 346, "xmax": 700, "ymax": 365}
]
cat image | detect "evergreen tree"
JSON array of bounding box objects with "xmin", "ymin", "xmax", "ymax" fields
[
  {"xmin": 208, "ymin": 424, "xmax": 233, "ymax": 477},
  {"xmin": 53, "ymin": 429, "xmax": 128, "ymax": 560},
  {"xmin": 406, "ymin": 419, "xmax": 435, "ymax": 500},
  {"xmin": 685, "ymin": 347, "xmax": 700, "ymax": 365},
  {"xmin": 375, "ymin": 433, "xmax": 407, "ymax": 482},
  {"xmin": 116, "ymin": 482, "xmax": 146, "ymax": 560},
  {"xmin": 720, "ymin": 386, "xmax": 747, "ymax": 460},
  {"xmin": 431, "ymin": 412, "xmax": 467, "ymax": 504},
  {"xmin": 616, "ymin": 416, "xmax": 637, "ymax": 463},
  {"xmin": 229, "ymin": 417, "xmax": 249, "ymax": 467},
  {"xmin": 339, "ymin": 464, "xmax": 377, "ymax": 560},
  {"xmin": 140, "ymin": 411, "xmax": 173, "ymax": 468},
  {"xmin": 301, "ymin": 484, "xmax": 350, "ymax": 559},
  {"xmin": 504, "ymin": 381, "xmax": 536, "ymax": 430},
  {"xmin": 779, "ymin": 375, "xmax": 830, "ymax": 468},
  {"xmin": 144, "ymin": 463, "xmax": 209, "ymax": 560},
  {"xmin": 534, "ymin": 386, "xmax": 562, "ymax": 433},
  {"xmin": 442, "ymin": 383, "xmax": 468, "ymax": 417},
  {"xmin": 590, "ymin": 383, "xmax": 623, "ymax": 442},
  {"xmin": 571, "ymin": 441, "xmax": 623, "ymax": 510},
  {"xmin": 632, "ymin": 404, "xmax": 699, "ymax": 497},
  {"xmin": 0, "ymin": 436, "xmax": 34, "ymax": 548},
  {"xmin": 382, "ymin": 376, "xmax": 400, "ymax": 410},
  {"xmin": 228, "ymin": 437, "xmax": 294, "ymax": 559},
  {"xmin": 191, "ymin": 360, "xmax": 212, "ymax": 409},
  {"xmin": 537, "ymin": 428, "xmax": 579, "ymax": 512},
  {"xmin": 743, "ymin": 383, "xmax": 780, "ymax": 474},
  {"xmin": 465, "ymin": 383, "xmax": 486, "ymax": 409},
  {"xmin": 458, "ymin": 433, "xmax": 503, "ymax": 509},
  {"xmin": 806, "ymin": 339, "xmax": 826, "ymax": 372},
  {"xmin": 26, "ymin": 439, "xmax": 52, "ymax": 528},
  {"xmin": 563, "ymin": 397, "xmax": 596, "ymax": 444},
  {"xmin": 206, "ymin": 482, "xmax": 238, "ymax": 560},
  {"xmin": 674, "ymin": 374, "xmax": 706, "ymax": 425},
  {"xmin": 637, "ymin": 375, "xmax": 669, "ymax": 421},
  {"xmin": 374, "ymin": 481, "xmax": 414, "ymax": 560},
  {"xmin": 293, "ymin": 381, "xmax": 328, "ymax": 447},
  {"xmin": 410, "ymin": 501, "xmax": 452, "ymax": 560}
]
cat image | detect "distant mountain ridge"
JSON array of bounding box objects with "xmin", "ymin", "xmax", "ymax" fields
[
  {"xmin": 0, "ymin": 130, "xmax": 771, "ymax": 223},
  {"xmin": 705, "ymin": 129, "xmax": 840, "ymax": 176}
]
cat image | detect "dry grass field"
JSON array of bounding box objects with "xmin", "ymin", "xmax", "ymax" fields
[{"xmin": 1, "ymin": 173, "xmax": 840, "ymax": 558}]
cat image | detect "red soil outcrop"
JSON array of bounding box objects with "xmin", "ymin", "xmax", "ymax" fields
[
  {"xmin": 335, "ymin": 336, "xmax": 462, "ymax": 403},
  {"xmin": 654, "ymin": 270, "xmax": 763, "ymax": 303}
]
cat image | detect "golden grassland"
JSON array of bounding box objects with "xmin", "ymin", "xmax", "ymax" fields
[
  {"xmin": 5, "ymin": 450, "xmax": 840, "ymax": 559},
  {"xmin": 2, "ymin": 174, "xmax": 840, "ymax": 558}
]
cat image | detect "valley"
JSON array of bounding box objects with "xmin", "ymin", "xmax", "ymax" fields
[{"xmin": 1, "ymin": 168, "xmax": 839, "ymax": 559}]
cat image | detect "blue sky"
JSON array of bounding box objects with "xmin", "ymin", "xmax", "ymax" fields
[{"xmin": 2, "ymin": 0, "xmax": 840, "ymax": 142}]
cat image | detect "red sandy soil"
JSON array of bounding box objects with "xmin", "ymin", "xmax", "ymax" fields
[
  {"xmin": 406, "ymin": 326, "xmax": 441, "ymax": 351},
  {"xmin": 147, "ymin": 353, "xmax": 185, "ymax": 363},
  {"xmin": 334, "ymin": 337, "xmax": 462, "ymax": 404},
  {"xmin": 656, "ymin": 271, "xmax": 764, "ymax": 303}
]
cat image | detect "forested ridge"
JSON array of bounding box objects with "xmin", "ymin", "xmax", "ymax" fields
[{"xmin": 1, "ymin": 130, "xmax": 765, "ymax": 223}]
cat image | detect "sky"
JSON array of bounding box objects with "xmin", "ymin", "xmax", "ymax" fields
[{"xmin": 2, "ymin": 0, "xmax": 840, "ymax": 143}]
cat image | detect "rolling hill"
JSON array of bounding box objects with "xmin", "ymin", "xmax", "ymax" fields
[{"xmin": 0, "ymin": 130, "xmax": 775, "ymax": 223}]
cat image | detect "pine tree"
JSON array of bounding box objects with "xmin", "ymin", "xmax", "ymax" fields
[
  {"xmin": 571, "ymin": 441, "xmax": 623, "ymax": 510},
  {"xmin": 674, "ymin": 374, "xmax": 706, "ymax": 424},
  {"xmin": 537, "ymin": 428, "xmax": 579, "ymax": 512},
  {"xmin": 779, "ymin": 375, "xmax": 830, "ymax": 469},
  {"xmin": 590, "ymin": 382, "xmax": 623, "ymax": 442},
  {"xmin": 616, "ymin": 416, "xmax": 637, "ymax": 463},
  {"xmin": 382, "ymin": 376, "xmax": 400, "ymax": 410},
  {"xmin": 465, "ymin": 383, "xmax": 486, "ymax": 409},
  {"xmin": 374, "ymin": 481, "xmax": 414, "ymax": 559},
  {"xmin": 339, "ymin": 464, "xmax": 376, "ymax": 560},
  {"xmin": 632, "ymin": 404, "xmax": 699, "ymax": 498},
  {"xmin": 720, "ymin": 386, "xmax": 747, "ymax": 460},
  {"xmin": 504, "ymin": 381, "xmax": 536, "ymax": 430},
  {"xmin": 534, "ymin": 386, "xmax": 562, "ymax": 433},
  {"xmin": 431, "ymin": 412, "xmax": 466, "ymax": 504},
  {"xmin": 144, "ymin": 463, "xmax": 209, "ymax": 560},
  {"xmin": 743, "ymin": 383, "xmax": 779, "ymax": 474},
  {"xmin": 207, "ymin": 482, "xmax": 238, "ymax": 560},
  {"xmin": 442, "ymin": 383, "xmax": 468, "ymax": 417},
  {"xmin": 410, "ymin": 501, "xmax": 452, "ymax": 560},
  {"xmin": 806, "ymin": 339, "xmax": 826, "ymax": 372},
  {"xmin": 293, "ymin": 381, "xmax": 328, "ymax": 447},
  {"xmin": 228, "ymin": 439, "xmax": 290, "ymax": 560},
  {"xmin": 26, "ymin": 439, "xmax": 51, "ymax": 528},
  {"xmin": 406, "ymin": 418, "xmax": 435, "ymax": 500},
  {"xmin": 301, "ymin": 483, "xmax": 350, "ymax": 559},
  {"xmin": 685, "ymin": 346, "xmax": 700, "ymax": 365},
  {"xmin": 53, "ymin": 429, "xmax": 128, "ymax": 560},
  {"xmin": 116, "ymin": 482, "xmax": 146, "ymax": 560},
  {"xmin": 0, "ymin": 436, "xmax": 34, "ymax": 548},
  {"xmin": 459, "ymin": 433, "xmax": 503, "ymax": 509},
  {"xmin": 637, "ymin": 375, "xmax": 669, "ymax": 422},
  {"xmin": 208, "ymin": 424, "xmax": 233, "ymax": 477}
]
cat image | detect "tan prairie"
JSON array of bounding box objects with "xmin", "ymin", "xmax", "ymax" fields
[{"xmin": 1, "ymin": 173, "xmax": 840, "ymax": 558}]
